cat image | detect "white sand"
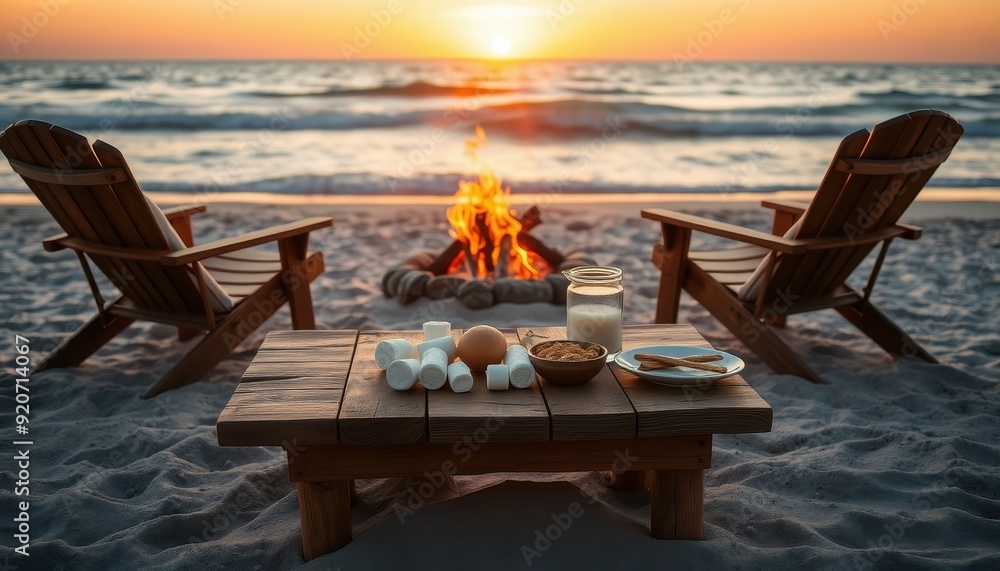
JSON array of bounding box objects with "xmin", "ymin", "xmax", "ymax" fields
[{"xmin": 1, "ymin": 198, "xmax": 998, "ymax": 570}]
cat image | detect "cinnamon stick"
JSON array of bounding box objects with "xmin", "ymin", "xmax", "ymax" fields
[
  {"xmin": 650, "ymin": 354, "xmax": 722, "ymax": 364},
  {"xmin": 634, "ymin": 353, "xmax": 727, "ymax": 373}
]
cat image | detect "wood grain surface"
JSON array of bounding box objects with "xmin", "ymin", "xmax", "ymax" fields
[{"xmin": 218, "ymin": 325, "xmax": 772, "ymax": 447}]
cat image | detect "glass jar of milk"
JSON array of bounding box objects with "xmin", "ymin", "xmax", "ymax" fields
[{"xmin": 564, "ymin": 266, "xmax": 623, "ymax": 358}]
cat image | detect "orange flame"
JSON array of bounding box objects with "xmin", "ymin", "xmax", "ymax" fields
[{"xmin": 446, "ymin": 126, "xmax": 539, "ymax": 279}]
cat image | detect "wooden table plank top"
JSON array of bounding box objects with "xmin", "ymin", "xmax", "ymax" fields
[
  {"xmin": 217, "ymin": 325, "xmax": 772, "ymax": 448},
  {"xmin": 242, "ymin": 330, "xmax": 355, "ymax": 382},
  {"xmin": 216, "ymin": 330, "xmax": 357, "ymax": 446},
  {"xmin": 427, "ymin": 329, "xmax": 549, "ymax": 443},
  {"xmin": 215, "ymin": 325, "xmax": 772, "ymax": 561},
  {"xmin": 517, "ymin": 326, "xmax": 636, "ymax": 440},
  {"xmin": 337, "ymin": 330, "xmax": 426, "ymax": 445},
  {"xmin": 258, "ymin": 330, "xmax": 358, "ymax": 351},
  {"xmin": 610, "ymin": 324, "xmax": 772, "ymax": 436}
]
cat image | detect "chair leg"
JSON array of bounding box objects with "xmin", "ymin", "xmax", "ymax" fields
[
  {"xmin": 142, "ymin": 277, "xmax": 289, "ymax": 398},
  {"xmin": 684, "ymin": 264, "xmax": 823, "ymax": 382},
  {"xmin": 654, "ymin": 224, "xmax": 691, "ymax": 324},
  {"xmin": 835, "ymin": 298, "xmax": 937, "ymax": 363},
  {"xmin": 143, "ymin": 253, "xmax": 325, "ymax": 398},
  {"xmin": 280, "ymin": 242, "xmax": 322, "ymax": 330},
  {"xmin": 286, "ymin": 268, "xmax": 317, "ymax": 330},
  {"xmin": 36, "ymin": 311, "xmax": 135, "ymax": 371}
]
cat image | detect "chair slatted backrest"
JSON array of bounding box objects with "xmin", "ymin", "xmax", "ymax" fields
[
  {"xmin": 0, "ymin": 119, "xmax": 208, "ymax": 315},
  {"xmin": 763, "ymin": 110, "xmax": 962, "ymax": 303}
]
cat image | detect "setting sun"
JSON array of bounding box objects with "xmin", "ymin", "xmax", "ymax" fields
[
  {"xmin": 0, "ymin": 0, "xmax": 996, "ymax": 61},
  {"xmin": 491, "ymin": 35, "xmax": 512, "ymax": 57}
]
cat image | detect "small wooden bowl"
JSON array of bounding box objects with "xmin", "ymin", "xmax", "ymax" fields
[{"xmin": 527, "ymin": 340, "xmax": 608, "ymax": 386}]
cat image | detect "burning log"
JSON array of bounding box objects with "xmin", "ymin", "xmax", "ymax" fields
[
  {"xmin": 518, "ymin": 231, "xmax": 565, "ymax": 269},
  {"xmin": 379, "ymin": 127, "xmax": 591, "ymax": 307},
  {"xmin": 424, "ymin": 206, "xmax": 542, "ymax": 277},
  {"xmin": 425, "ymin": 241, "xmax": 464, "ymax": 275},
  {"xmin": 494, "ymin": 235, "xmax": 512, "ymax": 279},
  {"xmin": 379, "ymin": 209, "xmax": 578, "ymax": 307},
  {"xmin": 463, "ymin": 248, "xmax": 479, "ymax": 279},
  {"xmin": 475, "ymin": 213, "xmax": 495, "ymax": 274},
  {"xmin": 519, "ymin": 205, "xmax": 541, "ymax": 232}
]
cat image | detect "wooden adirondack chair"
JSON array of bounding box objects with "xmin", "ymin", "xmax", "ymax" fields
[
  {"xmin": 642, "ymin": 110, "xmax": 963, "ymax": 382},
  {"xmin": 1, "ymin": 120, "xmax": 333, "ymax": 397}
]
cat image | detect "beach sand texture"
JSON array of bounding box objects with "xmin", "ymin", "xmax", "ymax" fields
[{"xmin": 0, "ymin": 200, "xmax": 998, "ymax": 570}]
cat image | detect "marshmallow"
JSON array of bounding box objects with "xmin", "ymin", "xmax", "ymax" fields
[
  {"xmin": 418, "ymin": 348, "xmax": 449, "ymax": 390},
  {"xmin": 375, "ymin": 339, "xmax": 416, "ymax": 369},
  {"xmin": 422, "ymin": 321, "xmax": 452, "ymax": 342},
  {"xmin": 486, "ymin": 364, "xmax": 510, "ymax": 391},
  {"xmin": 416, "ymin": 335, "xmax": 457, "ymax": 362},
  {"xmin": 447, "ymin": 361, "xmax": 474, "ymax": 393},
  {"xmin": 504, "ymin": 344, "xmax": 536, "ymax": 389},
  {"xmin": 386, "ymin": 358, "xmax": 420, "ymax": 391}
]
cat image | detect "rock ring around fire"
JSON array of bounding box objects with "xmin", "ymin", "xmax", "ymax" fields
[{"xmin": 381, "ymin": 250, "xmax": 597, "ymax": 308}]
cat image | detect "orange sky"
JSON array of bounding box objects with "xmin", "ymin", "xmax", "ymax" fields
[{"xmin": 2, "ymin": 0, "xmax": 998, "ymax": 62}]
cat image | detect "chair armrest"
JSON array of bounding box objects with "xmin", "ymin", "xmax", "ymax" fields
[
  {"xmin": 42, "ymin": 232, "xmax": 71, "ymax": 252},
  {"xmin": 760, "ymin": 199, "xmax": 809, "ymax": 215},
  {"xmin": 46, "ymin": 236, "xmax": 170, "ymax": 260},
  {"xmin": 641, "ymin": 208, "xmax": 808, "ymax": 254},
  {"xmin": 642, "ymin": 208, "xmax": 915, "ymax": 254},
  {"xmin": 162, "ymin": 204, "xmax": 207, "ymax": 220},
  {"xmin": 161, "ymin": 217, "xmax": 333, "ymax": 265},
  {"xmin": 896, "ymin": 223, "xmax": 922, "ymax": 240},
  {"xmin": 759, "ymin": 199, "xmax": 921, "ymax": 239}
]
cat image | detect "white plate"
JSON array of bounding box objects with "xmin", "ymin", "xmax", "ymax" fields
[{"xmin": 615, "ymin": 346, "xmax": 745, "ymax": 387}]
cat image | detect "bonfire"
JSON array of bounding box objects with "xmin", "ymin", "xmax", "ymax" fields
[{"xmin": 381, "ymin": 127, "xmax": 593, "ymax": 308}]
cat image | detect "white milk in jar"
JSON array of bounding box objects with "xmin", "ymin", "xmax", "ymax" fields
[
  {"xmin": 563, "ymin": 267, "xmax": 624, "ymax": 357},
  {"xmin": 566, "ymin": 302, "xmax": 623, "ymax": 354}
]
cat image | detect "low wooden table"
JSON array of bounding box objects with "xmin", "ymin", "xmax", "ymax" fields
[{"xmin": 216, "ymin": 324, "xmax": 772, "ymax": 561}]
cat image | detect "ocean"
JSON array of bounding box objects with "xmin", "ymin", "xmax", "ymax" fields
[{"xmin": 1, "ymin": 60, "xmax": 998, "ymax": 196}]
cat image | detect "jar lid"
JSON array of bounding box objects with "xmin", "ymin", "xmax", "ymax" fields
[{"xmin": 563, "ymin": 265, "xmax": 623, "ymax": 285}]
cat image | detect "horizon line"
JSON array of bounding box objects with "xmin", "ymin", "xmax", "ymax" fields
[{"xmin": 3, "ymin": 57, "xmax": 999, "ymax": 66}]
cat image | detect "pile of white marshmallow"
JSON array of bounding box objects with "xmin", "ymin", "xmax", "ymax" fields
[{"xmin": 374, "ymin": 321, "xmax": 536, "ymax": 393}]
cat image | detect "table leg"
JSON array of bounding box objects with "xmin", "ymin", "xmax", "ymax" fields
[
  {"xmin": 650, "ymin": 469, "xmax": 704, "ymax": 540},
  {"xmin": 608, "ymin": 469, "xmax": 648, "ymax": 491},
  {"xmin": 297, "ymin": 480, "xmax": 353, "ymax": 560}
]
